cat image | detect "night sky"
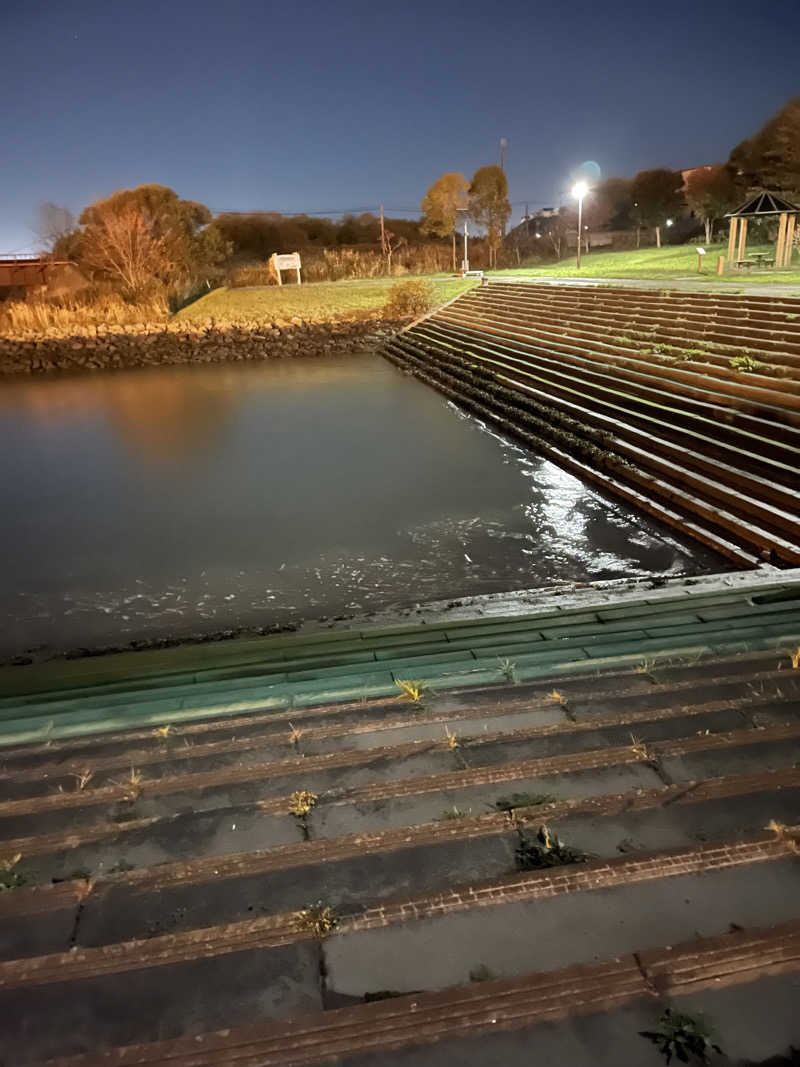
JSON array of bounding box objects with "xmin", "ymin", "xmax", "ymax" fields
[{"xmin": 2, "ymin": 0, "xmax": 798, "ymax": 252}]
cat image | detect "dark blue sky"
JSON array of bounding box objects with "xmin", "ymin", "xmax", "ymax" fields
[{"xmin": 2, "ymin": 0, "xmax": 798, "ymax": 251}]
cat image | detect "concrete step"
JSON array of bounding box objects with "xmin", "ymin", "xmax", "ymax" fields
[
  {"xmin": 445, "ymin": 300, "xmax": 800, "ymax": 414},
  {"xmin": 462, "ymin": 287, "xmax": 800, "ymax": 375},
  {"xmin": 0, "ymin": 837, "xmax": 797, "ymax": 1065},
  {"xmin": 35, "ymin": 922, "xmax": 800, "ymax": 1067},
  {"xmin": 473, "ymin": 285, "xmax": 800, "ymax": 367}
]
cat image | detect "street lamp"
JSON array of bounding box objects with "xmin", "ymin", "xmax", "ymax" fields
[{"xmin": 572, "ymin": 181, "xmax": 588, "ymax": 269}]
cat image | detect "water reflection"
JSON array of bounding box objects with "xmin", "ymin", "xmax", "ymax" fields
[
  {"xmin": 0, "ymin": 355, "xmax": 725, "ymax": 657},
  {"xmin": 0, "ymin": 369, "xmax": 239, "ymax": 462}
]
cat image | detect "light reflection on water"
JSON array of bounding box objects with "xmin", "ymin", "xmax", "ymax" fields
[{"xmin": 0, "ymin": 354, "xmax": 724, "ymax": 656}]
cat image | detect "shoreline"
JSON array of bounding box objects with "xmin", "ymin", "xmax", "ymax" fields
[
  {"xmin": 0, "ymin": 316, "xmax": 400, "ymax": 376},
  {"xmin": 2, "ymin": 565, "xmax": 770, "ymax": 670}
]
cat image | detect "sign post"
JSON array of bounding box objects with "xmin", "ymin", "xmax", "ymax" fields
[{"xmin": 269, "ymin": 252, "xmax": 302, "ymax": 286}]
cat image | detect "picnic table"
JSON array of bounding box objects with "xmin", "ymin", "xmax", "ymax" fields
[
  {"xmin": 750, "ymin": 252, "xmax": 773, "ymax": 269},
  {"xmin": 736, "ymin": 252, "xmax": 773, "ymax": 271}
]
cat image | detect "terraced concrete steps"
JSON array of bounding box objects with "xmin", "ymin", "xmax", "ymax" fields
[
  {"xmin": 385, "ymin": 282, "xmax": 800, "ymax": 563},
  {"xmin": 0, "ymin": 594, "xmax": 799, "ymax": 1062},
  {"xmin": 9, "ymin": 918, "xmax": 800, "ymax": 1064}
]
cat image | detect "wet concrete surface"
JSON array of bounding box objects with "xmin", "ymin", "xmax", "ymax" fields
[
  {"xmin": 74, "ymin": 833, "xmax": 519, "ymax": 948},
  {"xmin": 0, "ymin": 940, "xmax": 322, "ymax": 1065},
  {"xmin": 338, "ymin": 973, "xmax": 800, "ymax": 1067},
  {"xmin": 323, "ymin": 860, "xmax": 800, "ymax": 998}
]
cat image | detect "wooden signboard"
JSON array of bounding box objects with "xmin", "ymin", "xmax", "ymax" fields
[{"xmin": 269, "ymin": 252, "xmax": 302, "ymax": 285}]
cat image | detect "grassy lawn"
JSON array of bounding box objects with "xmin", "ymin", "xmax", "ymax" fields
[
  {"xmin": 489, "ymin": 243, "xmax": 800, "ymax": 284},
  {"xmin": 176, "ymin": 274, "xmax": 475, "ymax": 325}
]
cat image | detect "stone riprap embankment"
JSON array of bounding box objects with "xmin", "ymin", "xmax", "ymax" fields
[{"xmin": 0, "ymin": 317, "xmax": 395, "ymax": 375}]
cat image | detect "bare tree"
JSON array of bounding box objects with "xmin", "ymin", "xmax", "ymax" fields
[
  {"xmin": 34, "ymin": 203, "xmax": 76, "ymax": 252},
  {"xmin": 81, "ymin": 206, "xmax": 173, "ymax": 297},
  {"xmin": 383, "ymin": 229, "xmax": 407, "ymax": 273}
]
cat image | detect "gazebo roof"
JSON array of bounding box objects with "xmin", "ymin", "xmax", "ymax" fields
[{"xmin": 725, "ymin": 191, "xmax": 800, "ymax": 218}]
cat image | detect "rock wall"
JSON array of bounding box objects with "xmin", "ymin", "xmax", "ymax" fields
[{"xmin": 0, "ymin": 318, "xmax": 397, "ymax": 375}]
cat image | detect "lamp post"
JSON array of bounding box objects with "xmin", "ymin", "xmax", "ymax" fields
[{"xmin": 572, "ymin": 181, "xmax": 588, "ymax": 270}]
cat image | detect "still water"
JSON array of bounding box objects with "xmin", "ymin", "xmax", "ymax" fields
[{"xmin": 0, "ymin": 354, "xmax": 724, "ymax": 657}]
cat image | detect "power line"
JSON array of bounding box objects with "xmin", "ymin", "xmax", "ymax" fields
[
  {"xmin": 210, "ymin": 198, "xmax": 554, "ymax": 219},
  {"xmin": 209, "ymin": 205, "xmax": 423, "ymax": 217}
]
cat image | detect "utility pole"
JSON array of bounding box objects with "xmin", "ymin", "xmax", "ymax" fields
[
  {"xmin": 499, "ymin": 139, "xmax": 509, "ymax": 243},
  {"xmin": 379, "ymin": 203, "xmax": 386, "ymax": 255},
  {"xmin": 463, "ymin": 220, "xmax": 469, "ymax": 273}
]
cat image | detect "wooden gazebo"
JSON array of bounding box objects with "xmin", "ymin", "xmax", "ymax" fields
[{"xmin": 725, "ymin": 191, "xmax": 799, "ymax": 271}]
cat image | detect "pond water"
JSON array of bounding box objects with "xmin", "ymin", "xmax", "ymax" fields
[{"xmin": 0, "ymin": 353, "xmax": 725, "ymax": 658}]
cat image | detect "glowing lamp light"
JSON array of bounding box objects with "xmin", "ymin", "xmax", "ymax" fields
[
  {"xmin": 571, "ymin": 182, "xmax": 589, "ymax": 269},
  {"xmin": 666, "ymin": 218, "xmax": 674, "ymax": 227}
]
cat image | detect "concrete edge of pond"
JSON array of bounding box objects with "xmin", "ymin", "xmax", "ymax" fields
[{"xmin": 0, "ymin": 566, "xmax": 797, "ymax": 750}]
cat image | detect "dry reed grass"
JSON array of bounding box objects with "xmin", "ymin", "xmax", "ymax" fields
[
  {"xmin": 229, "ymin": 244, "xmax": 455, "ymax": 288},
  {"xmin": 0, "ymin": 294, "xmax": 169, "ymax": 334}
]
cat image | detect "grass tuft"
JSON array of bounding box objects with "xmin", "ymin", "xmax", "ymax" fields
[
  {"xmin": 396, "ymin": 679, "xmax": 427, "ymax": 703},
  {"xmin": 295, "ymin": 901, "xmax": 337, "ymax": 938},
  {"xmin": 288, "ymin": 790, "xmax": 318, "ymax": 818}
]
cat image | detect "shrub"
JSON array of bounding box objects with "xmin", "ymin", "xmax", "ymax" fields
[
  {"xmin": 729, "ymin": 354, "xmax": 762, "ymax": 373},
  {"xmin": 384, "ymin": 280, "xmax": 435, "ymax": 319},
  {"xmin": 639, "ymin": 1008, "xmax": 723, "ymax": 1064},
  {"xmin": 515, "ymin": 825, "xmax": 587, "ymax": 869}
]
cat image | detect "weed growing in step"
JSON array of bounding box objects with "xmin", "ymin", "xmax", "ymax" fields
[
  {"xmin": 766, "ymin": 819, "xmax": 789, "ymax": 836},
  {"xmin": 497, "ymin": 658, "xmax": 518, "ymax": 683},
  {"xmin": 787, "ymin": 313, "xmax": 798, "ymax": 320},
  {"xmin": 729, "ymin": 354, "xmax": 762, "ymax": 373},
  {"xmin": 153, "ymin": 725, "xmax": 172, "ymax": 739},
  {"xmin": 288, "ymin": 723, "xmax": 306, "ymax": 749},
  {"xmin": 72, "ymin": 769, "xmax": 94, "ymax": 791},
  {"xmin": 634, "ymin": 658, "xmax": 659, "ymax": 683},
  {"xmin": 515, "ymin": 825, "xmax": 587, "ymax": 870},
  {"xmin": 548, "ymin": 689, "xmax": 575, "ymax": 720},
  {"xmin": 111, "ymin": 767, "xmax": 144, "ymax": 802},
  {"xmin": 396, "ymin": 679, "xmax": 427, "ymax": 704},
  {"xmin": 639, "ymin": 1008, "xmax": 722, "ymax": 1064},
  {"xmin": 288, "ymin": 790, "xmax": 318, "ymax": 818},
  {"xmin": 629, "ymin": 732, "xmax": 661, "ymax": 770},
  {"xmin": 296, "ymin": 901, "xmax": 337, "ymax": 939},
  {"xmin": 789, "ymin": 647, "xmax": 800, "ymax": 669},
  {"xmin": 494, "ymin": 791, "xmax": 555, "ymax": 814},
  {"xmin": 438, "ymin": 806, "xmax": 472, "ymax": 820},
  {"xmin": 0, "ymin": 854, "xmax": 25, "ymax": 891},
  {"xmin": 288, "ymin": 790, "xmax": 318, "ymax": 841},
  {"xmin": 443, "ymin": 726, "xmax": 459, "ymax": 749}
]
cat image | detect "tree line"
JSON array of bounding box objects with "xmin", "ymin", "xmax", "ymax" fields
[
  {"xmin": 421, "ymin": 97, "xmax": 800, "ymax": 261},
  {"xmin": 36, "ymin": 95, "xmax": 799, "ymax": 300}
]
